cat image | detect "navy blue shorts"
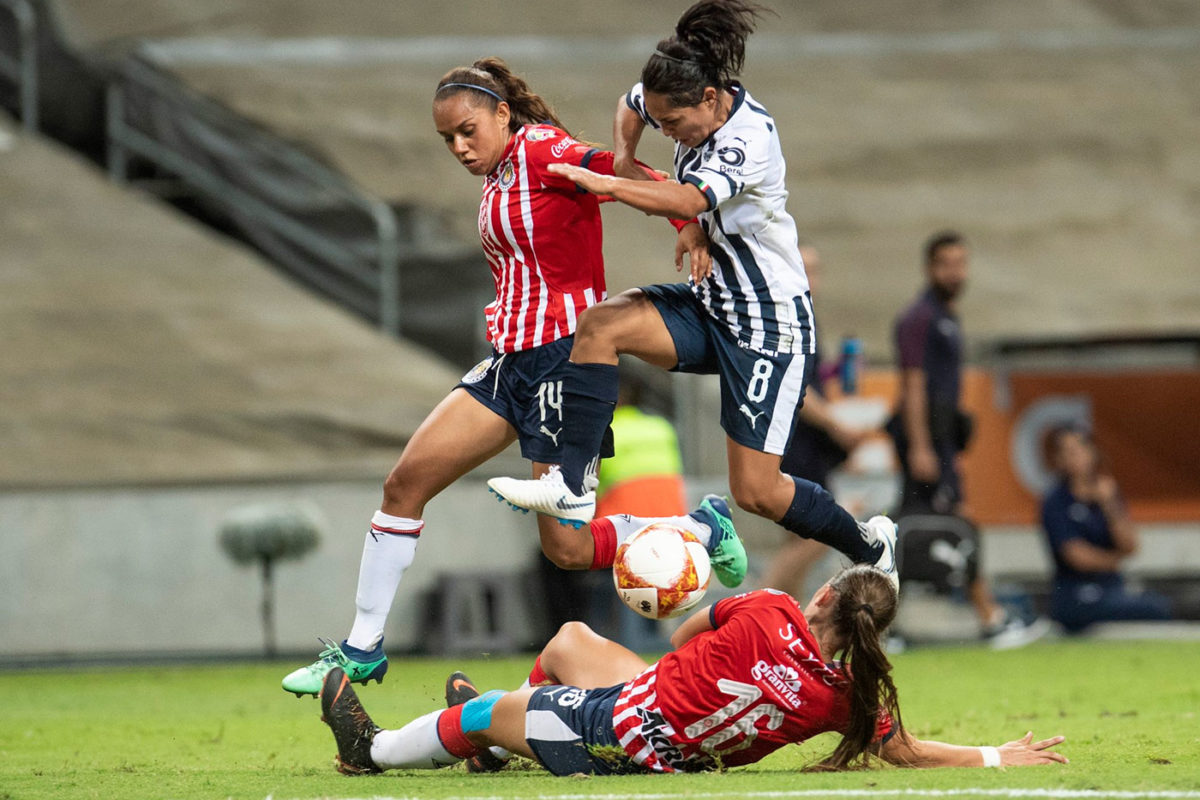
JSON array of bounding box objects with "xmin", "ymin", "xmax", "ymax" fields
[
  {"xmin": 456, "ymin": 337, "xmax": 573, "ymax": 463},
  {"xmin": 641, "ymin": 284, "xmax": 811, "ymax": 455},
  {"xmin": 524, "ymin": 684, "xmax": 639, "ymax": 776}
]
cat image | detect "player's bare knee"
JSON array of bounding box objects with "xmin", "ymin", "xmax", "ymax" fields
[
  {"xmin": 729, "ymin": 481, "xmax": 774, "ymax": 519},
  {"xmin": 541, "ymin": 537, "xmax": 592, "ymax": 570},
  {"xmin": 556, "ymin": 620, "xmax": 596, "ymax": 644},
  {"xmin": 381, "ymin": 467, "xmax": 414, "ymax": 509},
  {"xmin": 542, "ymin": 621, "xmax": 594, "ymax": 671}
]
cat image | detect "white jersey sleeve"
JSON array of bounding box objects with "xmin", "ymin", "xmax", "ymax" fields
[
  {"xmin": 624, "ymin": 82, "xmax": 661, "ymax": 130},
  {"xmin": 679, "ymin": 128, "xmax": 771, "ymax": 211}
]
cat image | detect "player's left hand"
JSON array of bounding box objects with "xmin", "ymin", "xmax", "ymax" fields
[
  {"xmin": 676, "ymin": 221, "xmax": 711, "ymax": 282},
  {"xmin": 548, "ymin": 163, "xmax": 615, "ymax": 195},
  {"xmin": 998, "ymin": 731, "xmax": 1068, "ymax": 766}
]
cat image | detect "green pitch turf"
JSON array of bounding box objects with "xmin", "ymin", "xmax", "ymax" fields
[{"xmin": 2, "ymin": 639, "xmax": 1198, "ymax": 800}]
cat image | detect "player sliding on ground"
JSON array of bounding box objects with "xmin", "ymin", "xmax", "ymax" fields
[
  {"xmin": 317, "ymin": 563, "xmax": 1066, "ymax": 776},
  {"xmin": 487, "ymin": 0, "xmax": 899, "ymax": 577}
]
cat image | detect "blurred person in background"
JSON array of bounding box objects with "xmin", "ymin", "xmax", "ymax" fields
[
  {"xmin": 887, "ymin": 231, "xmax": 1047, "ymax": 649},
  {"xmin": 594, "ymin": 376, "xmax": 688, "ymax": 522},
  {"xmin": 1042, "ymin": 424, "xmax": 1172, "ymax": 633},
  {"xmin": 762, "ymin": 244, "xmax": 875, "ymax": 597},
  {"xmin": 279, "ymin": 57, "xmax": 742, "ymax": 697}
]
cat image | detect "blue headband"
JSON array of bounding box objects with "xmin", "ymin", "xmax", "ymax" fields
[{"xmin": 437, "ymin": 82, "xmax": 505, "ymax": 103}]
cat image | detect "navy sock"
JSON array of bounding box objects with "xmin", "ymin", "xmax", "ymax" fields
[
  {"xmin": 778, "ymin": 476, "xmax": 880, "ymax": 564},
  {"xmin": 559, "ymin": 362, "xmax": 619, "ymax": 495},
  {"xmin": 341, "ymin": 637, "xmax": 384, "ymax": 660}
]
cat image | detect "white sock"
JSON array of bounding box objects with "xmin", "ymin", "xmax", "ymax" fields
[
  {"xmin": 605, "ymin": 513, "xmax": 712, "ymax": 548},
  {"xmin": 488, "ymin": 746, "xmax": 512, "ymax": 760},
  {"xmin": 370, "ymin": 710, "xmax": 460, "ymax": 770},
  {"xmin": 345, "ymin": 511, "xmax": 422, "ymax": 651}
]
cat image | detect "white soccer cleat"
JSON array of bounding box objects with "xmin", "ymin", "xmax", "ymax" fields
[
  {"xmin": 861, "ymin": 514, "xmax": 900, "ymax": 593},
  {"xmin": 487, "ymin": 465, "xmax": 596, "ymax": 528}
]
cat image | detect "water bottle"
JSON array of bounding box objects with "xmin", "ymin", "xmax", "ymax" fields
[{"xmin": 840, "ymin": 336, "xmax": 862, "ymax": 394}]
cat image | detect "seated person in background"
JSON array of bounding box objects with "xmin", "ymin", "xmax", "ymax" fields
[{"xmin": 1041, "ymin": 425, "xmax": 1172, "ymax": 633}]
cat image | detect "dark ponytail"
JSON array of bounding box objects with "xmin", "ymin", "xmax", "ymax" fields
[
  {"xmin": 814, "ymin": 565, "xmax": 904, "ymax": 771},
  {"xmin": 435, "ymin": 57, "xmax": 568, "ymax": 135},
  {"xmin": 642, "ymin": 0, "xmax": 769, "ymax": 106}
]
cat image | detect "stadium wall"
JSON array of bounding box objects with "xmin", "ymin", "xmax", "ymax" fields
[
  {"xmin": 4, "ymin": 471, "xmax": 1197, "ymax": 661},
  {"xmin": 0, "ymin": 479, "xmax": 544, "ymax": 661}
]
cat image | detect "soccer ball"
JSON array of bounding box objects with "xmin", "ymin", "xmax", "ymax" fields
[{"xmin": 613, "ymin": 523, "xmax": 712, "ymax": 620}]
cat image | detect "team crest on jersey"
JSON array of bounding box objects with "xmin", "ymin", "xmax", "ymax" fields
[
  {"xmin": 525, "ymin": 127, "xmax": 555, "ymax": 142},
  {"xmin": 461, "ymin": 356, "xmax": 494, "ymax": 385},
  {"xmin": 497, "ymin": 160, "xmax": 516, "ymax": 190}
]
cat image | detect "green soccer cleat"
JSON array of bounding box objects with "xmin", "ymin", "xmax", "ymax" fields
[
  {"xmin": 691, "ymin": 494, "xmax": 747, "ymax": 588},
  {"xmin": 282, "ymin": 637, "xmax": 388, "ymax": 697}
]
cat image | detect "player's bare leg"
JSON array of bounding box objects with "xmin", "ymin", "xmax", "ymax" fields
[
  {"xmin": 283, "ymin": 390, "xmax": 516, "ymax": 696},
  {"xmin": 537, "ymin": 620, "xmax": 649, "ymax": 688},
  {"xmin": 464, "ymin": 689, "xmax": 539, "ymax": 760},
  {"xmin": 569, "ymin": 289, "xmax": 680, "ymax": 369},
  {"xmin": 728, "ymin": 439, "xmax": 897, "ymax": 588},
  {"xmin": 530, "ymin": 462, "xmax": 599, "ymax": 568},
  {"xmin": 488, "ymin": 292, "xmax": 677, "ymax": 523}
]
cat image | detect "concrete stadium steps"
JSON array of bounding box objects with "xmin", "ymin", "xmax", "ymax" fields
[
  {"xmin": 0, "ymin": 114, "xmax": 513, "ymax": 487},
  {"xmin": 50, "ymin": 0, "xmax": 1200, "ymax": 361}
]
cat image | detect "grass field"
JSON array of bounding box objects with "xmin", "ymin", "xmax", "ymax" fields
[{"xmin": 3, "ymin": 639, "xmax": 1199, "ymax": 800}]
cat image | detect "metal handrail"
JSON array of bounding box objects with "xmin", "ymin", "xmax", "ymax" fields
[
  {"xmin": 0, "ymin": 0, "xmax": 37, "ymax": 132},
  {"xmin": 106, "ymin": 54, "xmax": 401, "ymax": 335}
]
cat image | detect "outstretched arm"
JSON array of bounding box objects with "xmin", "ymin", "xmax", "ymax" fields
[
  {"xmin": 879, "ymin": 730, "xmax": 1067, "ymax": 768},
  {"xmin": 547, "ymin": 162, "xmax": 710, "ymax": 220}
]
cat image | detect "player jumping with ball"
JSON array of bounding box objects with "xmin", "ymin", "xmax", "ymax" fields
[{"xmin": 489, "ymin": 0, "xmax": 898, "ymax": 579}]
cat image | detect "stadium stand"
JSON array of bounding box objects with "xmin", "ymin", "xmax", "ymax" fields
[
  {"xmin": 1, "ymin": 1, "xmax": 1196, "ymax": 657},
  {"xmin": 0, "ymin": 112, "xmax": 495, "ymax": 487},
  {"xmin": 43, "ymin": 0, "xmax": 1200, "ymax": 363}
]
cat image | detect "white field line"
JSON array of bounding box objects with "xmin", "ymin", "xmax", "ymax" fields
[
  {"xmin": 141, "ymin": 28, "xmax": 1200, "ymax": 66},
  {"xmin": 273, "ymin": 788, "xmax": 1200, "ymax": 800}
]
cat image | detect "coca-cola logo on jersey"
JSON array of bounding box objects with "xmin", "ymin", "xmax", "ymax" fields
[{"xmin": 551, "ymin": 137, "xmax": 578, "ymax": 159}]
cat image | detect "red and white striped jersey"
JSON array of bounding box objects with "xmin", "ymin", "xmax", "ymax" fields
[
  {"xmin": 478, "ymin": 124, "xmax": 617, "ymax": 353},
  {"xmin": 611, "ymin": 589, "xmax": 894, "ymax": 772}
]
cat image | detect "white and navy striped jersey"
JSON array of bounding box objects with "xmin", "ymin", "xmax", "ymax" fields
[{"xmin": 626, "ymin": 82, "xmax": 814, "ymax": 356}]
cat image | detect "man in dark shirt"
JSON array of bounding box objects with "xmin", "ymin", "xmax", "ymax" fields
[
  {"xmin": 890, "ymin": 231, "xmax": 968, "ymax": 514},
  {"xmin": 887, "ymin": 231, "xmax": 1047, "ymax": 648}
]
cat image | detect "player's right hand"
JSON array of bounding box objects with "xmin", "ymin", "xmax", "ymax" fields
[{"xmin": 676, "ymin": 222, "xmax": 711, "ymax": 283}]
